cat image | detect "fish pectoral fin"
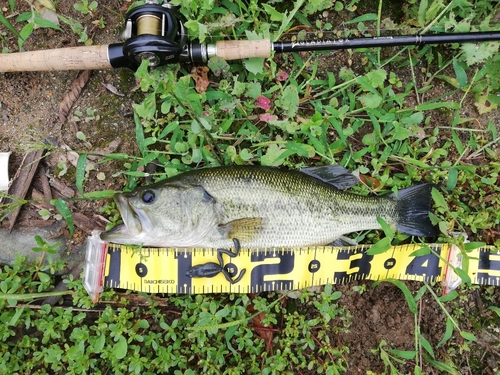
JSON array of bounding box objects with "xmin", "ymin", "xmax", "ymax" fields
[
  {"xmin": 218, "ymin": 218, "xmax": 263, "ymax": 242},
  {"xmin": 301, "ymin": 165, "xmax": 360, "ymax": 190}
]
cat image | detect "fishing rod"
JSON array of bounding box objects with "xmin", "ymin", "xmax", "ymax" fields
[{"xmin": 1, "ymin": 0, "xmax": 500, "ymax": 72}]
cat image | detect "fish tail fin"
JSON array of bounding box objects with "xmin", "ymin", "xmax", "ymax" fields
[{"xmin": 393, "ymin": 184, "xmax": 439, "ymax": 237}]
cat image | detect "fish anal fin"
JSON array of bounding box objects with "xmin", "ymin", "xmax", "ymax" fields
[{"xmin": 219, "ymin": 218, "xmax": 263, "ymax": 242}]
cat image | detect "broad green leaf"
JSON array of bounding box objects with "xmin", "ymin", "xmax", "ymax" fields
[
  {"xmin": 343, "ymin": 14, "xmax": 378, "ymax": 24},
  {"xmin": 460, "ymin": 331, "xmax": 477, "ymax": 342},
  {"xmin": 401, "ymin": 112, "xmax": 424, "ymax": 125},
  {"xmin": 18, "ymin": 22, "xmax": 35, "ymax": 50},
  {"xmin": 454, "ymin": 267, "xmax": 471, "ymax": 285},
  {"xmin": 261, "ymin": 4, "xmax": 283, "ymax": 21},
  {"xmin": 376, "ymin": 217, "xmax": 394, "ymax": 239},
  {"xmin": 34, "ymin": 235, "xmax": 45, "ymax": 247},
  {"xmin": 418, "ymin": 0, "xmax": 428, "ymax": 27},
  {"xmin": 451, "ymin": 130, "xmax": 464, "ymax": 154},
  {"xmin": 365, "ymin": 69, "xmax": 387, "ymax": 88},
  {"xmin": 415, "ymin": 102, "xmax": 459, "ymax": 111},
  {"xmin": 137, "ymin": 152, "xmax": 159, "ymax": 168},
  {"xmin": 487, "ymin": 306, "xmax": 500, "ymax": 318},
  {"xmin": 409, "ymin": 245, "xmax": 431, "ymax": 257},
  {"xmin": 285, "ymin": 141, "xmax": 312, "ymax": 157},
  {"xmin": 438, "ymin": 290, "xmax": 458, "ymax": 302},
  {"xmin": 452, "ymin": 58, "xmax": 467, "ymax": 88},
  {"xmin": 374, "ymin": 279, "xmax": 417, "ymax": 313},
  {"xmin": 113, "ymin": 335, "xmax": 127, "ymax": 359},
  {"xmin": 358, "ymin": 93, "xmax": 382, "ymax": 109},
  {"xmin": 225, "ymin": 325, "xmax": 239, "ymax": 356},
  {"xmin": 462, "ymin": 42, "xmax": 500, "ymax": 65},
  {"xmin": 243, "ymin": 58, "xmax": 265, "ymax": 75},
  {"xmin": 367, "ymin": 237, "xmax": 391, "ymax": 255},
  {"xmin": 431, "ymin": 187, "xmax": 448, "ymax": 209},
  {"xmin": 277, "ymin": 86, "xmax": 299, "ymax": 118},
  {"xmin": 0, "ymin": 13, "xmax": 20, "ymax": 38},
  {"xmin": 387, "ymin": 349, "xmax": 416, "ymax": 360},
  {"xmin": 419, "ymin": 333, "xmax": 435, "ymax": 358},
  {"xmin": 423, "ymin": 354, "xmax": 460, "ymax": 374},
  {"xmin": 38, "ymin": 272, "xmax": 51, "ymax": 283},
  {"xmin": 34, "ymin": 17, "xmax": 61, "ymax": 30},
  {"xmin": 392, "ymin": 125, "xmax": 413, "ymax": 141},
  {"xmin": 76, "ymin": 154, "xmax": 87, "ymax": 196},
  {"xmin": 134, "ymin": 113, "xmax": 147, "ymax": 156},
  {"xmin": 437, "ymin": 317, "xmax": 454, "ymax": 348},
  {"xmin": 52, "ymin": 198, "xmax": 74, "ymax": 236},
  {"xmin": 93, "ymin": 334, "xmax": 105, "ymax": 352},
  {"xmin": 463, "ymin": 242, "xmax": 485, "ymax": 251},
  {"xmin": 7, "ymin": 307, "xmax": 24, "ymax": 326},
  {"xmin": 37, "ymin": 0, "xmax": 56, "ymax": 11},
  {"xmin": 446, "ymin": 167, "xmax": 458, "ymax": 191},
  {"xmin": 38, "ymin": 209, "xmax": 51, "ymax": 220}
]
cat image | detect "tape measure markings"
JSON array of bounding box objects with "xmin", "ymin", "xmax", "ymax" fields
[{"xmin": 99, "ymin": 243, "xmax": 500, "ymax": 295}]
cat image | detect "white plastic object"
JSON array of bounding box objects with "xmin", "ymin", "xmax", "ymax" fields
[
  {"xmin": 442, "ymin": 243, "xmax": 463, "ymax": 295},
  {"xmin": 83, "ymin": 230, "xmax": 108, "ymax": 303},
  {"xmin": 0, "ymin": 152, "xmax": 11, "ymax": 192}
]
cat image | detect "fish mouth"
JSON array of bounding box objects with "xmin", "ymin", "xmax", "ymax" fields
[{"xmin": 100, "ymin": 193, "xmax": 150, "ymax": 242}]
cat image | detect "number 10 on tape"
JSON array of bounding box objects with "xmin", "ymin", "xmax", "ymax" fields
[{"xmin": 83, "ymin": 231, "xmax": 500, "ymax": 302}]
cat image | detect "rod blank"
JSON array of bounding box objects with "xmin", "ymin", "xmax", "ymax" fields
[{"xmin": 273, "ymin": 31, "xmax": 500, "ymax": 53}]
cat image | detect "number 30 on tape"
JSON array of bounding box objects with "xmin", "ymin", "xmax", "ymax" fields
[{"xmin": 83, "ymin": 232, "xmax": 500, "ymax": 302}]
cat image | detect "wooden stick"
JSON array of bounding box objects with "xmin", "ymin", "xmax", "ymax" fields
[
  {"xmin": 0, "ymin": 45, "xmax": 112, "ymax": 72},
  {"xmin": 7, "ymin": 150, "xmax": 44, "ymax": 232}
]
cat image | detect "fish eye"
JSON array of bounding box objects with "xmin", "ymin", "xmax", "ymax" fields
[{"xmin": 141, "ymin": 190, "xmax": 156, "ymax": 204}]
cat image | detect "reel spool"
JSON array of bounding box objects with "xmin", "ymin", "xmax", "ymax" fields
[{"xmin": 122, "ymin": 1, "xmax": 187, "ymax": 66}]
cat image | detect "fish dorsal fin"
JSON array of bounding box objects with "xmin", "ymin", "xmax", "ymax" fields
[
  {"xmin": 218, "ymin": 218, "xmax": 264, "ymax": 242},
  {"xmin": 300, "ymin": 165, "xmax": 359, "ymax": 190}
]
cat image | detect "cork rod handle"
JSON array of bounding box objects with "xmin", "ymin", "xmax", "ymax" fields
[
  {"xmin": 0, "ymin": 45, "xmax": 112, "ymax": 72},
  {"xmin": 215, "ymin": 39, "xmax": 271, "ymax": 60}
]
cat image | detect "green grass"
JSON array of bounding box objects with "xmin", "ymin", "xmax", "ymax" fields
[{"xmin": 1, "ymin": 0, "xmax": 500, "ymax": 373}]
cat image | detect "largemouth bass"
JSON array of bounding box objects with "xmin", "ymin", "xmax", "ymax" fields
[{"xmin": 101, "ymin": 165, "xmax": 438, "ymax": 248}]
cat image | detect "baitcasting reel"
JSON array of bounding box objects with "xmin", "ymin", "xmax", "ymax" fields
[{"xmin": 121, "ymin": 0, "xmax": 187, "ymax": 66}]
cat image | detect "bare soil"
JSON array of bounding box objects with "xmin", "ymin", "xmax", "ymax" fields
[{"xmin": 0, "ymin": 1, "xmax": 499, "ymax": 374}]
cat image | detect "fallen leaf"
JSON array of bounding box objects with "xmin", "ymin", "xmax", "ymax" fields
[
  {"xmin": 34, "ymin": 0, "xmax": 56, "ymax": 11},
  {"xmin": 359, "ymin": 174, "xmax": 381, "ymax": 189},
  {"xmin": 247, "ymin": 298, "xmax": 274, "ymax": 352},
  {"xmin": 102, "ymin": 82, "xmax": 125, "ymax": 97},
  {"xmin": 190, "ymin": 66, "xmax": 210, "ymax": 94}
]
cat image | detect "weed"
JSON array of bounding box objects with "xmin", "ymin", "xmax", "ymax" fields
[
  {"xmin": 1, "ymin": 0, "xmax": 499, "ymax": 373},
  {"xmin": 74, "ymin": 0, "xmax": 98, "ymax": 16}
]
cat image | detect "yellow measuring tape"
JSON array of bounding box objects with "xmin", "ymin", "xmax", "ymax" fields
[{"xmin": 83, "ymin": 232, "xmax": 499, "ymax": 302}]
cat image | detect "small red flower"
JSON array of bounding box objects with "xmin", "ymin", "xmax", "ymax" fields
[
  {"xmin": 259, "ymin": 113, "xmax": 278, "ymax": 123},
  {"xmin": 276, "ymin": 70, "xmax": 289, "ymax": 82},
  {"xmin": 255, "ymin": 95, "xmax": 271, "ymax": 111}
]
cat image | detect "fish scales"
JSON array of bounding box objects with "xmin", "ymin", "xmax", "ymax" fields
[{"xmin": 101, "ymin": 166, "xmax": 437, "ymax": 248}]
